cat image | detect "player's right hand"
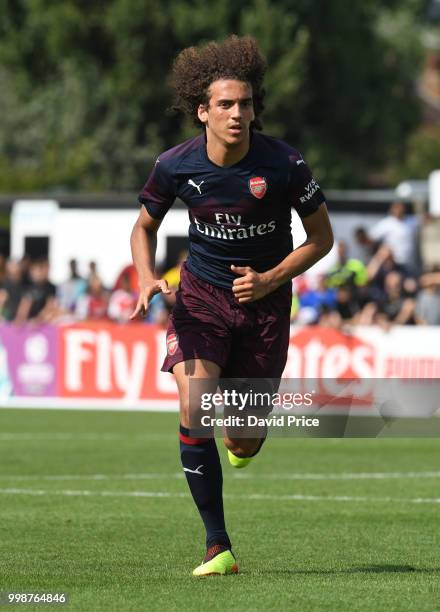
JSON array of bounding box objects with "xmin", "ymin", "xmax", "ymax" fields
[{"xmin": 129, "ymin": 280, "xmax": 171, "ymax": 320}]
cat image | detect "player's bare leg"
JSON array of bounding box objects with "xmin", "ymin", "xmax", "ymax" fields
[
  {"xmin": 223, "ymin": 435, "xmax": 262, "ymax": 457},
  {"xmin": 222, "ymin": 384, "xmax": 271, "ymax": 466},
  {"xmin": 173, "ymin": 358, "xmax": 220, "ymax": 429},
  {"xmin": 223, "ymin": 432, "xmax": 267, "ymax": 469},
  {"xmin": 173, "ymin": 359, "xmax": 238, "ymax": 576}
]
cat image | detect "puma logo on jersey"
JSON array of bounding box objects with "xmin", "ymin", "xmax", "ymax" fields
[{"xmin": 188, "ymin": 179, "xmax": 204, "ymax": 194}]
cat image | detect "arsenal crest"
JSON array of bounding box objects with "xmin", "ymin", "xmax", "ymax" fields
[
  {"xmin": 166, "ymin": 333, "xmax": 179, "ymax": 356},
  {"xmin": 249, "ymin": 176, "xmax": 267, "ymax": 199}
]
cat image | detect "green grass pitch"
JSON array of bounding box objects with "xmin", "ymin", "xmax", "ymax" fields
[{"xmin": 1, "ymin": 408, "xmax": 440, "ymax": 611}]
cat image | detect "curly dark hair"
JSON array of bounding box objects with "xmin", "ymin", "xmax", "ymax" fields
[{"xmin": 171, "ymin": 35, "xmax": 267, "ymax": 130}]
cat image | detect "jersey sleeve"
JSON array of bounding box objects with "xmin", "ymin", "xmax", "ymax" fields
[
  {"xmin": 138, "ymin": 158, "xmax": 176, "ymax": 220},
  {"xmin": 288, "ymin": 155, "xmax": 326, "ymax": 218}
]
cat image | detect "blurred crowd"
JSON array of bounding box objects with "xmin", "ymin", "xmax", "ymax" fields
[
  {"xmin": 0, "ymin": 252, "xmax": 184, "ymax": 327},
  {"xmin": 292, "ymin": 201, "xmax": 440, "ymax": 328},
  {"xmin": 0, "ymin": 202, "xmax": 439, "ymax": 328}
]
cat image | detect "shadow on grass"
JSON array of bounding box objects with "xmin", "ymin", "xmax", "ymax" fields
[{"xmin": 265, "ymin": 564, "xmax": 440, "ymax": 576}]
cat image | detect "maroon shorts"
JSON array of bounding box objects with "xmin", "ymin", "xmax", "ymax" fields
[{"xmin": 162, "ymin": 264, "xmax": 292, "ymax": 378}]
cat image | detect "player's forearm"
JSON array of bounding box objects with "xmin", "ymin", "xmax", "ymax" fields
[
  {"xmin": 130, "ymin": 223, "xmax": 158, "ymax": 288},
  {"xmin": 263, "ymin": 238, "xmax": 333, "ymax": 292}
]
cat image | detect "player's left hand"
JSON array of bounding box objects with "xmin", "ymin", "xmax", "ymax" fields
[{"xmin": 231, "ymin": 265, "xmax": 273, "ymax": 303}]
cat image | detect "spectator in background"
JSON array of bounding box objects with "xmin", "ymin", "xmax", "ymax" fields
[
  {"xmin": 114, "ymin": 264, "xmax": 138, "ymax": 293},
  {"xmin": 14, "ymin": 258, "xmax": 58, "ymax": 323},
  {"xmin": 0, "ymin": 254, "xmax": 7, "ymax": 285},
  {"xmin": 367, "ymin": 245, "xmax": 404, "ymax": 288},
  {"xmin": 108, "ymin": 273, "xmax": 137, "ymax": 323},
  {"xmin": 75, "ymin": 274, "xmax": 109, "ymax": 321},
  {"xmin": 335, "ymin": 284, "xmax": 361, "ymax": 322},
  {"xmin": 88, "ymin": 261, "xmax": 98, "ymax": 280},
  {"xmin": 327, "ymin": 240, "xmax": 368, "ymax": 290},
  {"xmin": 160, "ymin": 250, "xmax": 189, "ymax": 313},
  {"xmin": 415, "ymin": 268, "xmax": 440, "ymax": 325},
  {"xmin": 140, "ymin": 250, "xmax": 190, "ymax": 327},
  {"xmin": 352, "ymin": 227, "xmax": 375, "ymax": 264},
  {"xmin": 19, "ymin": 254, "xmax": 32, "ymax": 285},
  {"xmin": 0, "ymin": 259, "xmax": 29, "ymax": 322},
  {"xmin": 163, "ymin": 250, "xmax": 188, "ymax": 292},
  {"xmin": 326, "ymin": 240, "xmax": 369, "ymax": 314},
  {"xmin": 368, "ymin": 201, "xmax": 418, "ymax": 275},
  {"xmin": 57, "ymin": 259, "xmax": 87, "ymax": 313},
  {"xmin": 144, "ymin": 293, "xmax": 170, "ymax": 327},
  {"xmin": 366, "ymin": 244, "xmax": 417, "ymax": 300},
  {"xmin": 374, "ymin": 271, "xmax": 416, "ymax": 326},
  {"xmin": 298, "ymin": 275, "xmax": 336, "ymax": 322}
]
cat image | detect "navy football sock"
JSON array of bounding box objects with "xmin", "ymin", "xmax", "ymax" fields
[{"xmin": 179, "ymin": 424, "xmax": 231, "ymax": 550}]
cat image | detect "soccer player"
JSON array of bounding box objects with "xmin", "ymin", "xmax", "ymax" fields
[{"xmin": 130, "ymin": 36, "xmax": 333, "ymax": 576}]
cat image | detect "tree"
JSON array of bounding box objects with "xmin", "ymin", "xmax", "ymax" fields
[{"xmin": 0, "ymin": 0, "xmax": 429, "ymax": 191}]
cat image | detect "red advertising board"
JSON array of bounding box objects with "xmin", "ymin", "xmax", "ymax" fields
[
  {"xmin": 2, "ymin": 322, "xmax": 440, "ymax": 409},
  {"xmin": 58, "ymin": 322, "xmax": 176, "ymax": 401},
  {"xmin": 286, "ymin": 327, "xmax": 376, "ymax": 379}
]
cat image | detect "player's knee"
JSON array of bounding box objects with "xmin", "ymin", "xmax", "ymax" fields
[
  {"xmin": 179, "ymin": 400, "xmax": 190, "ymax": 429},
  {"xmin": 179, "ymin": 399, "xmax": 206, "ymax": 430}
]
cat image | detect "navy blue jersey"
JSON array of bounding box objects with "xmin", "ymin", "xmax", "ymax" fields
[{"xmin": 138, "ymin": 132, "xmax": 325, "ymax": 289}]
